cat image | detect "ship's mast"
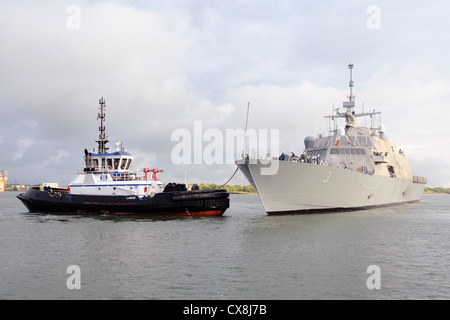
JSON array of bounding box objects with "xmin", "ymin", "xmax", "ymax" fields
[
  {"xmin": 347, "ymin": 63, "xmax": 355, "ymax": 102},
  {"xmin": 325, "ymin": 64, "xmax": 382, "ymax": 133},
  {"xmin": 343, "ymin": 63, "xmax": 357, "ymax": 128},
  {"xmin": 96, "ymin": 96, "xmax": 109, "ymax": 154}
]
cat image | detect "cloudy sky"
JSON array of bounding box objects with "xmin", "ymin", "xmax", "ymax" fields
[{"xmin": 1, "ymin": 0, "xmax": 450, "ymax": 187}]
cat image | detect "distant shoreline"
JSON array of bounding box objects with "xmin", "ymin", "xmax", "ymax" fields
[
  {"xmin": 423, "ymin": 187, "xmax": 450, "ymax": 195},
  {"xmin": 3, "ymin": 185, "xmax": 448, "ymax": 195},
  {"xmin": 197, "ymin": 184, "xmax": 256, "ymax": 194},
  {"xmin": 228, "ymin": 191, "xmax": 258, "ymax": 195},
  {"xmin": 423, "ymin": 192, "xmax": 450, "ymax": 195}
]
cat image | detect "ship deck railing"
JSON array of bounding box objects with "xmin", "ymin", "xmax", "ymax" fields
[
  {"xmin": 241, "ymin": 152, "xmax": 378, "ymax": 176},
  {"xmin": 32, "ymin": 186, "xmax": 70, "ymax": 197},
  {"xmin": 413, "ymin": 176, "xmax": 428, "ymax": 184},
  {"xmin": 77, "ymin": 167, "xmax": 158, "ymax": 182}
]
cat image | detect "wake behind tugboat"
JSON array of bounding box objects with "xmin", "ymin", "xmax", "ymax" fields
[{"xmin": 17, "ymin": 97, "xmax": 229, "ymax": 216}]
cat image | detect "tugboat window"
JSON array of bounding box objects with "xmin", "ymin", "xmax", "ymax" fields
[
  {"xmin": 120, "ymin": 159, "xmax": 127, "ymax": 170},
  {"xmin": 114, "ymin": 158, "xmax": 120, "ymax": 170},
  {"xmin": 107, "ymin": 159, "xmax": 113, "ymax": 170}
]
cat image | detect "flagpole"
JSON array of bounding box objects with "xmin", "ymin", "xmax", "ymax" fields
[{"xmin": 242, "ymin": 102, "xmax": 250, "ymax": 156}]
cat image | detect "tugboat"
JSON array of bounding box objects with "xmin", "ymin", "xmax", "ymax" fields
[
  {"xmin": 237, "ymin": 64, "xmax": 427, "ymax": 214},
  {"xmin": 17, "ymin": 97, "xmax": 229, "ymax": 216}
]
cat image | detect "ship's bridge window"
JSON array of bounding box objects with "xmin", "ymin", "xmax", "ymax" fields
[
  {"xmin": 93, "ymin": 159, "xmax": 99, "ymax": 167},
  {"xmin": 114, "ymin": 158, "xmax": 120, "ymax": 170},
  {"xmin": 330, "ymin": 148, "xmax": 339, "ymax": 154},
  {"xmin": 107, "ymin": 158, "xmax": 113, "ymax": 170},
  {"xmin": 350, "ymin": 149, "xmax": 356, "ymax": 155},
  {"xmin": 355, "ymin": 149, "xmax": 361, "ymax": 155},
  {"xmin": 101, "ymin": 158, "xmax": 106, "ymax": 169},
  {"xmin": 360, "ymin": 149, "xmax": 366, "ymax": 155},
  {"xmin": 120, "ymin": 158, "xmax": 127, "ymax": 170},
  {"xmin": 345, "ymin": 149, "xmax": 350, "ymax": 154},
  {"xmin": 126, "ymin": 159, "xmax": 132, "ymax": 170},
  {"xmin": 122, "ymin": 158, "xmax": 130, "ymax": 170},
  {"xmin": 308, "ymin": 149, "xmax": 327, "ymax": 157}
]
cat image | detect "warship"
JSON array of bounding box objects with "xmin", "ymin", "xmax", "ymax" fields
[
  {"xmin": 18, "ymin": 97, "xmax": 229, "ymax": 216},
  {"xmin": 237, "ymin": 64, "xmax": 427, "ymax": 214}
]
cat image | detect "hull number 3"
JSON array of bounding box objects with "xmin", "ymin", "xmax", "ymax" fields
[{"xmin": 323, "ymin": 171, "xmax": 332, "ymax": 184}]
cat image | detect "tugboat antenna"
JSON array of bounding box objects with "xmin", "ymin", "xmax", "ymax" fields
[{"xmin": 96, "ymin": 96, "xmax": 109, "ymax": 154}]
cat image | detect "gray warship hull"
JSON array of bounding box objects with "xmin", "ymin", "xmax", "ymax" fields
[{"xmin": 237, "ymin": 159, "xmax": 425, "ymax": 214}]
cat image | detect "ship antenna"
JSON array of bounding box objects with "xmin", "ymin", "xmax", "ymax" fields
[
  {"xmin": 96, "ymin": 96, "xmax": 109, "ymax": 154},
  {"xmin": 348, "ymin": 63, "xmax": 355, "ymax": 102},
  {"xmin": 343, "ymin": 64, "xmax": 358, "ymax": 127},
  {"xmin": 242, "ymin": 102, "xmax": 250, "ymax": 156}
]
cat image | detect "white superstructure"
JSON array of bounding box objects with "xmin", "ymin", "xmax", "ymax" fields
[{"xmin": 68, "ymin": 97, "xmax": 164, "ymax": 197}]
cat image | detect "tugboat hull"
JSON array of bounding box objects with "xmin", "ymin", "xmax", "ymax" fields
[{"xmin": 17, "ymin": 188, "xmax": 229, "ymax": 216}]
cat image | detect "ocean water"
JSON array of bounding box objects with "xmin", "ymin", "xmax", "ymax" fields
[{"xmin": 1, "ymin": 191, "xmax": 449, "ymax": 300}]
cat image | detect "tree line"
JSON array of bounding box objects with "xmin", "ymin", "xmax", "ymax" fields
[
  {"xmin": 197, "ymin": 184, "xmax": 256, "ymax": 194},
  {"xmin": 423, "ymin": 187, "xmax": 450, "ymax": 194}
]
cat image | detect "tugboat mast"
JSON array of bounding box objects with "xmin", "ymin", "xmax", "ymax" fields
[{"xmin": 96, "ymin": 96, "xmax": 109, "ymax": 154}]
